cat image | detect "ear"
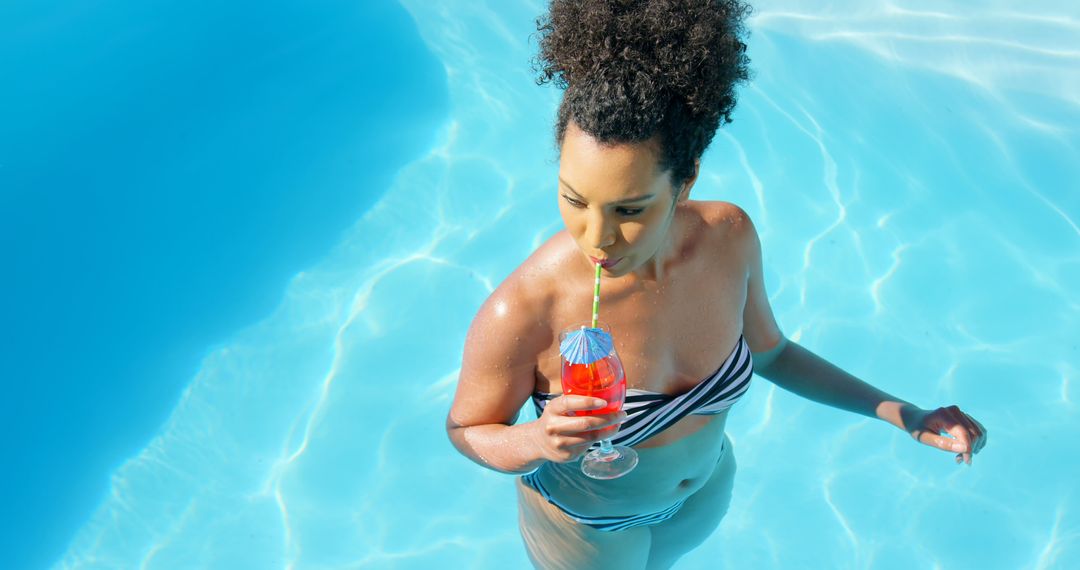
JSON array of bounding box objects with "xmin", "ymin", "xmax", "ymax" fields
[{"xmin": 677, "ymin": 158, "xmax": 701, "ymax": 202}]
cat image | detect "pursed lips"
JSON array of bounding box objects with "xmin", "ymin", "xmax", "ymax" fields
[{"xmin": 590, "ymin": 256, "xmax": 623, "ymax": 268}]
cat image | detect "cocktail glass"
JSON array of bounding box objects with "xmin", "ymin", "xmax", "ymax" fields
[{"xmin": 559, "ymin": 323, "xmax": 639, "ymax": 479}]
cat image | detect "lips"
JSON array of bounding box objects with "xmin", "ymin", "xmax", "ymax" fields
[{"xmin": 590, "ymin": 256, "xmax": 623, "ymax": 268}]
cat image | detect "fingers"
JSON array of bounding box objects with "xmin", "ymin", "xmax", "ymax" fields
[
  {"xmin": 920, "ymin": 428, "xmax": 967, "ymax": 455},
  {"xmin": 942, "ymin": 412, "xmax": 973, "ymax": 465},
  {"xmin": 917, "ymin": 405, "xmax": 987, "ymax": 466},
  {"xmin": 957, "ymin": 409, "xmax": 987, "ymax": 454},
  {"xmin": 558, "ymin": 395, "xmax": 610, "ymax": 415},
  {"xmin": 536, "ymin": 410, "xmax": 628, "ymax": 463},
  {"xmin": 952, "ymin": 410, "xmax": 984, "ymax": 457},
  {"xmin": 946, "ymin": 405, "xmax": 990, "ymax": 465},
  {"xmin": 552, "ymin": 395, "xmax": 623, "ymax": 434},
  {"xmin": 536, "ymin": 395, "xmax": 629, "ymax": 463},
  {"xmin": 565, "ymin": 411, "xmax": 628, "ymax": 436}
]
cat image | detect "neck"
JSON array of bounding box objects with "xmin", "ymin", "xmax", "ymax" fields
[{"xmin": 626, "ymin": 202, "xmax": 683, "ymax": 285}]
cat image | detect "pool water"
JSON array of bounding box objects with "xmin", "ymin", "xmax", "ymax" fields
[{"xmin": 8, "ymin": 0, "xmax": 1080, "ymax": 568}]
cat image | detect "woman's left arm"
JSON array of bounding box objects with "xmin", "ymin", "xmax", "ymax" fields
[{"xmin": 735, "ymin": 208, "xmax": 988, "ymax": 465}]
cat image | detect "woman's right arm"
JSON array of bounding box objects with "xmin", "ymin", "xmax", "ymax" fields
[{"xmin": 446, "ymin": 279, "xmax": 624, "ymax": 474}]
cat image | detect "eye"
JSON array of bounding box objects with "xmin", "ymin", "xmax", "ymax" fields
[
  {"xmin": 562, "ymin": 195, "xmax": 644, "ymax": 217},
  {"xmin": 562, "ymin": 195, "xmax": 585, "ymax": 208}
]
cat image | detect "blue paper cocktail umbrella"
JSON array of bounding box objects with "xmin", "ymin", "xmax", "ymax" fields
[{"xmin": 559, "ymin": 326, "xmax": 613, "ymax": 365}]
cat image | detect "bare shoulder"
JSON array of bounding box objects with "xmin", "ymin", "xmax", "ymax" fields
[
  {"xmin": 449, "ymin": 232, "xmax": 570, "ymax": 427},
  {"xmin": 463, "ymin": 244, "xmax": 560, "ymax": 372},
  {"xmin": 476, "ymin": 229, "xmax": 578, "ymax": 339},
  {"xmin": 690, "ymin": 200, "xmax": 757, "ymax": 266},
  {"xmin": 693, "ymin": 200, "xmax": 754, "ymax": 232}
]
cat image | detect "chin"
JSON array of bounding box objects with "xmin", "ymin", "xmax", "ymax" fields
[{"xmin": 602, "ymin": 260, "xmax": 629, "ymax": 274}]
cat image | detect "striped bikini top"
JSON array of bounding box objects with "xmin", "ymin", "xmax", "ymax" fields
[{"xmin": 531, "ymin": 335, "xmax": 754, "ymax": 447}]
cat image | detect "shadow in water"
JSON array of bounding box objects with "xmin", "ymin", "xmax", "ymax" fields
[{"xmin": 0, "ymin": 1, "xmax": 448, "ymax": 567}]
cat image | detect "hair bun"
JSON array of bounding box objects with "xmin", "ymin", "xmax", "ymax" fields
[
  {"xmin": 533, "ymin": 0, "xmax": 752, "ymax": 185},
  {"xmin": 534, "ymin": 0, "xmax": 751, "ymax": 122}
]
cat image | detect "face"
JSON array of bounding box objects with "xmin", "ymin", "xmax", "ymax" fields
[{"xmin": 557, "ymin": 121, "xmax": 694, "ymax": 281}]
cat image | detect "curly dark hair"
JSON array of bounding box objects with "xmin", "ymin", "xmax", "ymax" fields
[{"xmin": 533, "ymin": 0, "xmax": 752, "ymax": 191}]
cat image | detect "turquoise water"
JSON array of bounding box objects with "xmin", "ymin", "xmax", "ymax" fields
[
  {"xmin": 1, "ymin": 1, "xmax": 446, "ymax": 568},
  {"xmin": 8, "ymin": 0, "xmax": 1079, "ymax": 568}
]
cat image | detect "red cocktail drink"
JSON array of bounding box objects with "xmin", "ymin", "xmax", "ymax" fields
[{"xmin": 561, "ymin": 356, "xmax": 625, "ymax": 438}]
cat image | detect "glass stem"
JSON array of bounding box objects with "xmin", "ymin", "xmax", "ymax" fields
[{"xmin": 598, "ymin": 439, "xmax": 614, "ymax": 454}]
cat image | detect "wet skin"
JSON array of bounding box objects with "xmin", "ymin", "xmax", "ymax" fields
[
  {"xmin": 515, "ymin": 192, "xmax": 760, "ymax": 569},
  {"xmin": 455, "ymin": 120, "xmax": 785, "ymax": 568}
]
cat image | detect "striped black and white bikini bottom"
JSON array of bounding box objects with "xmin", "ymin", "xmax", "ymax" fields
[{"xmin": 519, "ymin": 438, "xmax": 726, "ymax": 532}]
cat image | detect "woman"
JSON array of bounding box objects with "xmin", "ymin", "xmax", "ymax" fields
[{"xmin": 446, "ymin": 1, "xmax": 988, "ymax": 568}]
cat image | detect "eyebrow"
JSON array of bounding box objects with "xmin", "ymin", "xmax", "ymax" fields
[{"xmin": 559, "ymin": 177, "xmax": 656, "ymax": 204}]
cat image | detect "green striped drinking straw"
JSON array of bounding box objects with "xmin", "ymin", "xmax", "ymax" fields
[{"xmin": 591, "ymin": 262, "xmax": 602, "ymax": 327}]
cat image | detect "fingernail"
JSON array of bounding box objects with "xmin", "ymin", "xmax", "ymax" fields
[{"xmin": 952, "ymin": 443, "xmax": 965, "ymax": 452}]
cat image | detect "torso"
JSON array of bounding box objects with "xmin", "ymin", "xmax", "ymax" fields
[{"xmin": 518, "ymin": 200, "xmax": 751, "ymax": 515}]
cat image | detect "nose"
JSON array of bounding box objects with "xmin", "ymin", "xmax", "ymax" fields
[{"xmin": 585, "ymin": 209, "xmax": 616, "ymax": 250}]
